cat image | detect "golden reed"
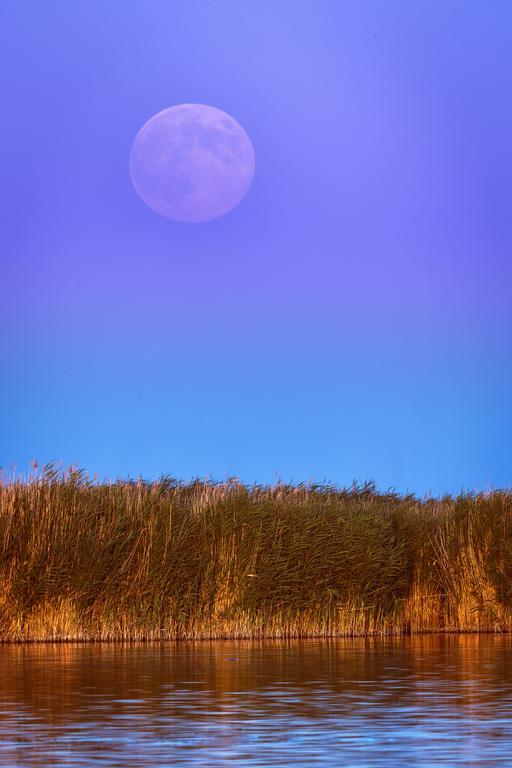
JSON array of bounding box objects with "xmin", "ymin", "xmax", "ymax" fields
[{"xmin": 0, "ymin": 466, "xmax": 511, "ymax": 641}]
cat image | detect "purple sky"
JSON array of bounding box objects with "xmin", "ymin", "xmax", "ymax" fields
[{"xmin": 1, "ymin": 1, "xmax": 511, "ymax": 494}]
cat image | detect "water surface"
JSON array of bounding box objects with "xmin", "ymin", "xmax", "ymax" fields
[{"xmin": 1, "ymin": 635, "xmax": 511, "ymax": 766}]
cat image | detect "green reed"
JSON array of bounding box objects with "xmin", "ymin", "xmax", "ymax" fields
[{"xmin": 0, "ymin": 466, "xmax": 511, "ymax": 640}]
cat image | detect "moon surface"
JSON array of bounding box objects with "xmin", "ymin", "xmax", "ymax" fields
[{"xmin": 129, "ymin": 104, "xmax": 255, "ymax": 223}]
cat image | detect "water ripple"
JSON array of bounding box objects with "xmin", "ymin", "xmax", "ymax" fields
[{"xmin": 0, "ymin": 636, "xmax": 511, "ymax": 766}]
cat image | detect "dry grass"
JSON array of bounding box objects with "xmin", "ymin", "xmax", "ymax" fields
[{"xmin": 0, "ymin": 466, "xmax": 511, "ymax": 641}]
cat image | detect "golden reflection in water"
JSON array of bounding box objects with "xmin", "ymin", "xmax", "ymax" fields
[{"xmin": 0, "ymin": 636, "xmax": 510, "ymax": 717}]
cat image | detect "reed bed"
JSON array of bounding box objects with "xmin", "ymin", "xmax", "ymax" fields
[{"xmin": 0, "ymin": 466, "xmax": 511, "ymax": 641}]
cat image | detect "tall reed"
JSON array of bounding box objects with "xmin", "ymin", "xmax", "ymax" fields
[{"xmin": 0, "ymin": 466, "xmax": 510, "ymax": 640}]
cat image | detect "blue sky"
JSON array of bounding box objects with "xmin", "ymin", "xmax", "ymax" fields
[{"xmin": 1, "ymin": 0, "xmax": 511, "ymax": 494}]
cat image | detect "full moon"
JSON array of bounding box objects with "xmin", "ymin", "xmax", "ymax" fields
[{"xmin": 129, "ymin": 104, "xmax": 255, "ymax": 223}]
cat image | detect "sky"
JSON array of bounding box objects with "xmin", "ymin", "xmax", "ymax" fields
[{"xmin": 1, "ymin": 0, "xmax": 511, "ymax": 495}]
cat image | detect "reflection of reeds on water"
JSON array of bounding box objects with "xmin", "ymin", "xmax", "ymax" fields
[{"xmin": 0, "ymin": 466, "xmax": 511, "ymax": 640}]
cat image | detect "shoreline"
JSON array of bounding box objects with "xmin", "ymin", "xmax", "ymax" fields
[{"xmin": 1, "ymin": 627, "xmax": 511, "ymax": 644}]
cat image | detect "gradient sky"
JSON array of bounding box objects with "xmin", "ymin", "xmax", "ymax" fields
[{"xmin": 1, "ymin": 0, "xmax": 511, "ymax": 495}]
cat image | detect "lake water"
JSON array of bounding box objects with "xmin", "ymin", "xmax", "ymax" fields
[{"xmin": 1, "ymin": 635, "xmax": 511, "ymax": 766}]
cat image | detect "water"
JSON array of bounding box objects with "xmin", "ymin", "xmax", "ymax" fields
[{"xmin": 1, "ymin": 635, "xmax": 511, "ymax": 766}]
